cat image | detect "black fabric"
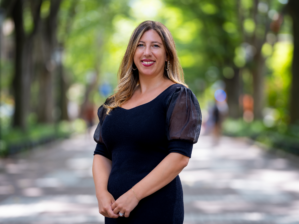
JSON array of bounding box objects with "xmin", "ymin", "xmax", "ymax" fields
[
  {"xmin": 93, "ymin": 83, "xmax": 202, "ymax": 224},
  {"xmin": 212, "ymin": 104, "xmax": 220, "ymax": 124},
  {"xmin": 93, "ymin": 97, "xmax": 111, "ymax": 145},
  {"xmin": 166, "ymin": 86, "xmax": 202, "ymax": 143}
]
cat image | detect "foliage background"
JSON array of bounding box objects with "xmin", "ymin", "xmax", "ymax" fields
[{"xmin": 0, "ymin": 0, "xmax": 298, "ymax": 156}]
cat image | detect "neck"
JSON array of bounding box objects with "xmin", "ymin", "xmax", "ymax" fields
[{"xmin": 137, "ymin": 72, "xmax": 167, "ymax": 94}]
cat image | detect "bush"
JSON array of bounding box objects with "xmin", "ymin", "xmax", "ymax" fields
[
  {"xmin": 223, "ymin": 119, "xmax": 299, "ymax": 156},
  {"xmin": 0, "ymin": 119, "xmax": 87, "ymax": 157}
]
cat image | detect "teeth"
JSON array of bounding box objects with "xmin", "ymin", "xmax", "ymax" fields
[{"xmin": 143, "ymin": 61, "xmax": 154, "ymax": 65}]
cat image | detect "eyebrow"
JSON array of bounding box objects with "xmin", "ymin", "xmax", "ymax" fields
[{"xmin": 139, "ymin": 41, "xmax": 162, "ymax": 45}]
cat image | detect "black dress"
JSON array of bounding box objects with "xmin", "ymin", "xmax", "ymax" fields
[{"xmin": 93, "ymin": 83, "xmax": 202, "ymax": 224}]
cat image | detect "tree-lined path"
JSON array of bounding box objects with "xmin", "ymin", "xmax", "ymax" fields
[{"xmin": 0, "ymin": 134, "xmax": 298, "ymax": 224}]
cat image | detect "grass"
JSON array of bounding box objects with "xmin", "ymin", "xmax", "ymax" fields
[
  {"xmin": 0, "ymin": 118, "xmax": 87, "ymax": 157},
  {"xmin": 222, "ymin": 119, "xmax": 299, "ymax": 156}
]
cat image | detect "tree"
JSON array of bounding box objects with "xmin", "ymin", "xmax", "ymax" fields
[
  {"xmin": 286, "ymin": 0, "xmax": 299, "ymax": 124},
  {"xmin": 164, "ymin": 0, "xmax": 243, "ymax": 118},
  {"xmin": 34, "ymin": 0, "xmax": 62, "ymax": 123},
  {"xmin": 10, "ymin": 0, "xmax": 42, "ymax": 129},
  {"xmin": 62, "ymin": 0, "xmax": 130, "ymax": 117},
  {"xmin": 245, "ymin": 0, "xmax": 272, "ymax": 119}
]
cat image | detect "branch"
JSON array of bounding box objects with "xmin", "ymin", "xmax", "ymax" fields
[
  {"xmin": 46, "ymin": 0, "xmax": 62, "ymax": 34},
  {"xmin": 61, "ymin": 0, "xmax": 79, "ymax": 42},
  {"xmin": 251, "ymin": 0, "xmax": 259, "ymax": 46},
  {"xmin": 236, "ymin": 0, "xmax": 244, "ymax": 42},
  {"xmin": 0, "ymin": 0, "xmax": 17, "ymax": 18},
  {"xmin": 28, "ymin": 0, "xmax": 43, "ymax": 38}
]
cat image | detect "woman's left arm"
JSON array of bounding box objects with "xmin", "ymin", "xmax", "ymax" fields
[{"xmin": 111, "ymin": 152, "xmax": 189, "ymax": 217}]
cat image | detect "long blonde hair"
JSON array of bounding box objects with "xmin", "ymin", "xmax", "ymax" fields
[{"xmin": 104, "ymin": 20, "xmax": 188, "ymax": 114}]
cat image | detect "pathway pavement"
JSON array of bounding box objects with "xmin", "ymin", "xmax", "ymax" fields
[{"xmin": 0, "ymin": 133, "xmax": 299, "ymax": 224}]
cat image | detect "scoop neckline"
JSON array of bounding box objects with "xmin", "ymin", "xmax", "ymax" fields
[{"xmin": 118, "ymin": 83, "xmax": 179, "ymax": 111}]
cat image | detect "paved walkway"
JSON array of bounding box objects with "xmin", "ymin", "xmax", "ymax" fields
[{"xmin": 0, "ymin": 133, "xmax": 299, "ymax": 224}]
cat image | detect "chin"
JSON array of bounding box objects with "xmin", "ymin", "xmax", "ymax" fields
[{"xmin": 139, "ymin": 69, "xmax": 157, "ymax": 76}]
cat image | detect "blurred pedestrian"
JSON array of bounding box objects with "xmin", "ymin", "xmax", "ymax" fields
[
  {"xmin": 205, "ymin": 90, "xmax": 228, "ymax": 145},
  {"xmin": 211, "ymin": 99, "xmax": 227, "ymax": 145},
  {"xmin": 242, "ymin": 94, "xmax": 254, "ymax": 122},
  {"xmin": 92, "ymin": 21, "xmax": 202, "ymax": 223}
]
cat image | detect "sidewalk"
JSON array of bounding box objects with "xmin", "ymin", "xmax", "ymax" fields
[{"xmin": 0, "ymin": 134, "xmax": 298, "ymax": 224}]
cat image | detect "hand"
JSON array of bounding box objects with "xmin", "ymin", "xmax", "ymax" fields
[
  {"xmin": 97, "ymin": 191, "xmax": 119, "ymax": 218},
  {"xmin": 111, "ymin": 189, "xmax": 140, "ymax": 218}
]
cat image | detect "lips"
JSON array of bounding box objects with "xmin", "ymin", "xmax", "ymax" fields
[{"xmin": 141, "ymin": 59, "xmax": 155, "ymax": 67}]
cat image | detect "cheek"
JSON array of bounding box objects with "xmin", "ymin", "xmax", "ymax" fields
[
  {"xmin": 133, "ymin": 55, "xmax": 138, "ymax": 65},
  {"xmin": 154, "ymin": 51, "xmax": 166, "ymax": 63},
  {"xmin": 134, "ymin": 50, "xmax": 142, "ymax": 63},
  {"xmin": 155, "ymin": 49, "xmax": 166, "ymax": 60}
]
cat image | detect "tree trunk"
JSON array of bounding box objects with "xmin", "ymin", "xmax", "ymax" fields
[
  {"xmin": 11, "ymin": 0, "xmax": 42, "ymax": 129},
  {"xmin": 252, "ymin": 52, "xmax": 265, "ymax": 119},
  {"xmin": 36, "ymin": 22, "xmax": 51, "ymax": 123},
  {"xmin": 36, "ymin": 0, "xmax": 61, "ymax": 123},
  {"xmin": 288, "ymin": 0, "xmax": 299, "ymax": 124},
  {"xmin": 38, "ymin": 64, "xmax": 54, "ymax": 123},
  {"xmin": 11, "ymin": 0, "xmax": 26, "ymax": 129},
  {"xmin": 58, "ymin": 50, "xmax": 69, "ymax": 121},
  {"xmin": 224, "ymin": 68, "xmax": 242, "ymax": 118},
  {"xmin": 248, "ymin": 0, "xmax": 271, "ymax": 120},
  {"xmin": 22, "ymin": 36, "xmax": 35, "ymax": 122},
  {"xmin": 60, "ymin": 72, "xmax": 69, "ymax": 121}
]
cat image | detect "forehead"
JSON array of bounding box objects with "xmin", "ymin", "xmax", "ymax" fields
[{"xmin": 139, "ymin": 29, "xmax": 163, "ymax": 43}]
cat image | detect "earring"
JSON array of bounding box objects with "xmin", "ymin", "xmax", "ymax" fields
[
  {"xmin": 165, "ymin": 61, "xmax": 170, "ymax": 71},
  {"xmin": 132, "ymin": 64, "xmax": 137, "ymax": 71}
]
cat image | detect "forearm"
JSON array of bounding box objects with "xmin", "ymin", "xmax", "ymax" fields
[
  {"xmin": 132, "ymin": 153, "xmax": 189, "ymax": 200},
  {"xmin": 92, "ymin": 155, "xmax": 112, "ymax": 197}
]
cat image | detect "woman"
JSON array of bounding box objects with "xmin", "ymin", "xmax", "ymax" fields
[{"xmin": 92, "ymin": 20, "xmax": 202, "ymax": 224}]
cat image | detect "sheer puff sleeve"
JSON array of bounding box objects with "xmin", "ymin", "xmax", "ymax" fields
[
  {"xmin": 166, "ymin": 86, "xmax": 202, "ymax": 158},
  {"xmin": 93, "ymin": 98, "xmax": 112, "ymax": 160}
]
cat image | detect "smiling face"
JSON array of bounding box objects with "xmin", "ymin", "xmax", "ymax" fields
[{"xmin": 133, "ymin": 29, "xmax": 167, "ymax": 77}]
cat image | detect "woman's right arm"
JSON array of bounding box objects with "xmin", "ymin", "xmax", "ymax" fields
[{"xmin": 92, "ymin": 155, "xmax": 119, "ymax": 218}]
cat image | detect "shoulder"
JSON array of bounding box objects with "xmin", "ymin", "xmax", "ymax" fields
[
  {"xmin": 164, "ymin": 83, "xmax": 197, "ymax": 107},
  {"xmin": 98, "ymin": 95, "xmax": 114, "ymax": 110},
  {"xmin": 167, "ymin": 83, "xmax": 194, "ymax": 95},
  {"xmin": 165, "ymin": 84, "xmax": 202, "ymax": 144},
  {"xmin": 97, "ymin": 96, "xmax": 114, "ymax": 121}
]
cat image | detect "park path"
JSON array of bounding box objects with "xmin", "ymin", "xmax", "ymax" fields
[{"xmin": 0, "ymin": 133, "xmax": 299, "ymax": 224}]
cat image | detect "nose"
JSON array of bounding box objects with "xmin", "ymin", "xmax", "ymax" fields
[{"xmin": 143, "ymin": 45, "xmax": 152, "ymax": 57}]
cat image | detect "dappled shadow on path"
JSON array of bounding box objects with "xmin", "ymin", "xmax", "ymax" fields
[
  {"xmin": 182, "ymin": 136, "xmax": 299, "ymax": 224},
  {"xmin": 0, "ymin": 134, "xmax": 298, "ymax": 223}
]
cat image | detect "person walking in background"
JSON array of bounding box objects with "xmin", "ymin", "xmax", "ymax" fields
[
  {"xmin": 211, "ymin": 99, "xmax": 223, "ymax": 145},
  {"xmin": 92, "ymin": 21, "xmax": 202, "ymax": 224},
  {"xmin": 242, "ymin": 94, "xmax": 254, "ymax": 122},
  {"xmin": 205, "ymin": 89, "xmax": 228, "ymax": 145}
]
